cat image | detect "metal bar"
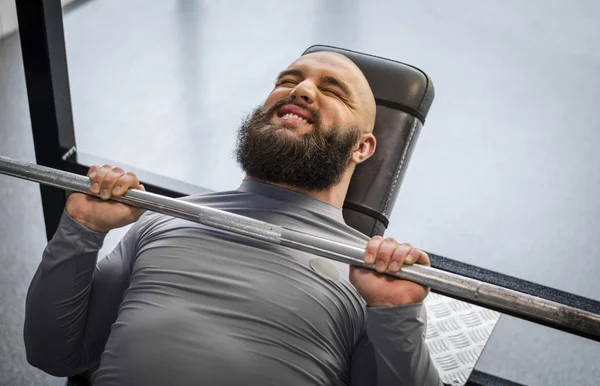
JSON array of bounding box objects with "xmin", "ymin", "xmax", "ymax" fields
[
  {"xmin": 1, "ymin": 154, "xmax": 600, "ymax": 342},
  {"xmin": 15, "ymin": 0, "xmax": 76, "ymax": 240},
  {"xmin": 428, "ymin": 253, "xmax": 600, "ymax": 317},
  {"xmin": 66, "ymin": 153, "xmax": 600, "ymax": 319}
]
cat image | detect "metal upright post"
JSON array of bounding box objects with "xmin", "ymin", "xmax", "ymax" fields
[{"xmin": 15, "ymin": 0, "xmax": 77, "ymax": 240}]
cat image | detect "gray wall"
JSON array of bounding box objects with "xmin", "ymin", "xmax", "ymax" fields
[
  {"xmin": 0, "ymin": 0, "xmax": 77, "ymax": 39},
  {"xmin": 1, "ymin": 0, "xmax": 599, "ymax": 385},
  {"xmin": 0, "ymin": 0, "xmax": 19, "ymax": 38}
]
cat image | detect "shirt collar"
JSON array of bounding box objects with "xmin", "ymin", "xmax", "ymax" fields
[{"xmin": 236, "ymin": 179, "xmax": 345, "ymax": 223}]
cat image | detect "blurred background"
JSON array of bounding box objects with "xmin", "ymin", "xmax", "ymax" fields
[{"xmin": 1, "ymin": 0, "xmax": 599, "ymax": 385}]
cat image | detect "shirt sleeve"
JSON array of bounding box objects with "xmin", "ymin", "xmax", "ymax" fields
[
  {"xmin": 350, "ymin": 303, "xmax": 443, "ymax": 386},
  {"xmin": 23, "ymin": 210, "xmax": 143, "ymax": 377}
]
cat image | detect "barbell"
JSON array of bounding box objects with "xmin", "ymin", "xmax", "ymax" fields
[{"xmin": 1, "ymin": 154, "xmax": 599, "ymax": 341}]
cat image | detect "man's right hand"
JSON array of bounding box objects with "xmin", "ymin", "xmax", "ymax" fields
[{"xmin": 66, "ymin": 165, "xmax": 146, "ymax": 233}]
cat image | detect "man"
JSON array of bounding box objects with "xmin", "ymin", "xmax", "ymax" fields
[{"xmin": 23, "ymin": 51, "xmax": 442, "ymax": 385}]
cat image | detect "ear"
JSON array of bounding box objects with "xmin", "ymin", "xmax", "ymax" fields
[{"xmin": 352, "ymin": 133, "xmax": 376, "ymax": 164}]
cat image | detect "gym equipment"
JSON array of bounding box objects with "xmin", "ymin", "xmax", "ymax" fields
[{"xmin": 1, "ymin": 154, "xmax": 599, "ymax": 342}]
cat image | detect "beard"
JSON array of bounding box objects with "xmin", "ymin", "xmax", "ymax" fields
[{"xmin": 235, "ymin": 98, "xmax": 361, "ymax": 191}]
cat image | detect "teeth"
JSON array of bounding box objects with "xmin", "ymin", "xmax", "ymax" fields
[{"xmin": 282, "ymin": 113, "xmax": 309, "ymax": 124}]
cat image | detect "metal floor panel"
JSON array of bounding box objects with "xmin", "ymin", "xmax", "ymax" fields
[{"xmin": 424, "ymin": 294, "xmax": 500, "ymax": 385}]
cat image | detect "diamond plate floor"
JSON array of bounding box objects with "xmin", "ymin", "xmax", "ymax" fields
[{"xmin": 424, "ymin": 293, "xmax": 500, "ymax": 385}]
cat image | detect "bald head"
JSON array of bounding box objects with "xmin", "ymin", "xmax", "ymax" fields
[
  {"xmin": 295, "ymin": 51, "xmax": 377, "ymax": 134},
  {"xmin": 258, "ymin": 49, "xmax": 378, "ymax": 166}
]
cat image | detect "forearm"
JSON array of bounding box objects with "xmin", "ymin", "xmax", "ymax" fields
[
  {"xmin": 366, "ymin": 304, "xmax": 442, "ymax": 386},
  {"xmin": 24, "ymin": 211, "xmax": 106, "ymax": 376}
]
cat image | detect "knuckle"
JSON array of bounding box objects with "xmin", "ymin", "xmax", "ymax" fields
[
  {"xmin": 384, "ymin": 237, "xmax": 398, "ymax": 245},
  {"xmin": 94, "ymin": 166, "xmax": 111, "ymax": 180},
  {"xmin": 366, "ymin": 246, "xmax": 377, "ymax": 254},
  {"xmin": 382, "ymin": 239, "xmax": 398, "ymax": 251},
  {"xmin": 104, "ymin": 172, "xmax": 118, "ymax": 182},
  {"xmin": 377, "ymin": 246, "xmax": 394, "ymax": 258},
  {"xmin": 104, "ymin": 175, "xmax": 122, "ymax": 187},
  {"xmin": 112, "ymin": 167, "xmax": 125, "ymax": 174},
  {"xmin": 391, "ymin": 250, "xmax": 405, "ymax": 261},
  {"xmin": 124, "ymin": 172, "xmax": 139, "ymax": 183},
  {"xmin": 367, "ymin": 239, "xmax": 380, "ymax": 248},
  {"xmin": 401, "ymin": 244, "xmax": 413, "ymax": 253},
  {"xmin": 379, "ymin": 255, "xmax": 392, "ymax": 263},
  {"xmin": 410, "ymin": 247, "xmax": 422, "ymax": 256}
]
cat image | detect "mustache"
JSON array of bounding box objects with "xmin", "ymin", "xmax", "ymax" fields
[{"xmin": 264, "ymin": 97, "xmax": 321, "ymax": 126}]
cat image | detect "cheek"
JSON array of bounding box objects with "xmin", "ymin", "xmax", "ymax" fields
[
  {"xmin": 263, "ymin": 89, "xmax": 290, "ymax": 112},
  {"xmin": 319, "ymin": 101, "xmax": 350, "ymax": 129}
]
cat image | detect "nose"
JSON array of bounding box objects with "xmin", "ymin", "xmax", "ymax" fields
[{"xmin": 290, "ymin": 80, "xmax": 316, "ymax": 105}]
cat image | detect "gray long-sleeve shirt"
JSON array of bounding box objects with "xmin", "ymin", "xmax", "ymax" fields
[{"xmin": 24, "ymin": 180, "xmax": 442, "ymax": 386}]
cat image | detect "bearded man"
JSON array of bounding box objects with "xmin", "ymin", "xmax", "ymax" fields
[{"xmin": 23, "ymin": 51, "xmax": 442, "ymax": 386}]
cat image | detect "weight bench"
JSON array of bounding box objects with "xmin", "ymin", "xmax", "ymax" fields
[{"xmin": 304, "ymin": 45, "xmax": 498, "ymax": 385}]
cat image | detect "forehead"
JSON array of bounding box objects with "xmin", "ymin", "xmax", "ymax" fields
[{"xmin": 286, "ymin": 53, "xmax": 361, "ymax": 84}]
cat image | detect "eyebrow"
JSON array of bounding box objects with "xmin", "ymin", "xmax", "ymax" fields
[
  {"xmin": 276, "ymin": 69, "xmax": 354, "ymax": 99},
  {"xmin": 320, "ymin": 75, "xmax": 353, "ymax": 99},
  {"xmin": 276, "ymin": 69, "xmax": 305, "ymax": 82}
]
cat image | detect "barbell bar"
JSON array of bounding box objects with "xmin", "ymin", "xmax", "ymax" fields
[{"xmin": 1, "ymin": 154, "xmax": 599, "ymax": 341}]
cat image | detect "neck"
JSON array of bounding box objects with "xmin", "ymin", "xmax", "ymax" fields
[{"xmin": 244, "ymin": 169, "xmax": 354, "ymax": 208}]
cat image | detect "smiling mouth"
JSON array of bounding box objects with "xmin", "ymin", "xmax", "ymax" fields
[
  {"xmin": 274, "ymin": 103, "xmax": 315, "ymax": 125},
  {"xmin": 278, "ymin": 112, "xmax": 311, "ymax": 125}
]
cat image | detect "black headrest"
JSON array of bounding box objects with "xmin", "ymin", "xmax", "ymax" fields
[{"xmin": 302, "ymin": 45, "xmax": 435, "ymax": 237}]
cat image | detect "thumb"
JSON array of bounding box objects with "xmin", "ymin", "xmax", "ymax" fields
[
  {"xmin": 129, "ymin": 184, "xmax": 146, "ymax": 220},
  {"xmin": 130, "ymin": 205, "xmax": 147, "ymax": 222}
]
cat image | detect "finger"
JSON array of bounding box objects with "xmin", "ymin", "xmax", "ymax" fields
[
  {"xmin": 363, "ymin": 235, "xmax": 383, "ymax": 264},
  {"xmin": 387, "ymin": 243, "xmax": 412, "ymax": 273},
  {"xmin": 374, "ymin": 237, "xmax": 402, "ymax": 273},
  {"xmin": 89, "ymin": 164, "xmax": 113, "ymax": 195},
  {"xmin": 112, "ymin": 172, "xmax": 140, "ymax": 196},
  {"xmin": 405, "ymin": 249, "xmax": 430, "ymax": 266},
  {"xmin": 99, "ymin": 167, "xmax": 125, "ymax": 200},
  {"xmin": 87, "ymin": 165, "xmax": 100, "ymax": 179}
]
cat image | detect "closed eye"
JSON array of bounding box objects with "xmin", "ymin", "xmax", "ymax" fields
[
  {"xmin": 321, "ymin": 88, "xmax": 347, "ymax": 102},
  {"xmin": 276, "ymin": 79, "xmax": 298, "ymax": 87},
  {"xmin": 322, "ymin": 88, "xmax": 341, "ymax": 97}
]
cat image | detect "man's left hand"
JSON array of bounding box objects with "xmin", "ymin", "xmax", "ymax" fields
[{"xmin": 349, "ymin": 236, "xmax": 430, "ymax": 307}]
